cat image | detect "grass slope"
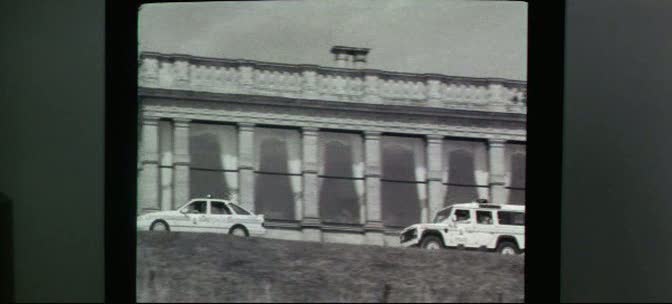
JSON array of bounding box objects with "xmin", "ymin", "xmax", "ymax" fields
[{"xmin": 137, "ymin": 232, "xmax": 523, "ymax": 303}]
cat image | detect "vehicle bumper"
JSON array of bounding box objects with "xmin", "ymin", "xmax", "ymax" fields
[
  {"xmin": 400, "ymin": 238, "xmax": 421, "ymax": 247},
  {"xmin": 248, "ymin": 226, "xmax": 266, "ymax": 236},
  {"xmin": 136, "ymin": 219, "xmax": 153, "ymax": 231}
]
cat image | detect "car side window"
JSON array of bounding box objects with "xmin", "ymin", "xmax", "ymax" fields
[
  {"xmin": 454, "ymin": 209, "xmax": 470, "ymax": 222},
  {"xmin": 184, "ymin": 201, "xmax": 207, "ymax": 214},
  {"xmin": 497, "ymin": 211, "xmax": 525, "ymax": 226},
  {"xmin": 476, "ymin": 210, "xmax": 493, "ymax": 225},
  {"xmin": 229, "ymin": 203, "xmax": 251, "ymax": 215},
  {"xmin": 210, "ymin": 201, "xmax": 232, "ymax": 215}
]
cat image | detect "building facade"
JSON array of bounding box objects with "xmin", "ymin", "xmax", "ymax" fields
[{"xmin": 136, "ymin": 47, "xmax": 527, "ymax": 246}]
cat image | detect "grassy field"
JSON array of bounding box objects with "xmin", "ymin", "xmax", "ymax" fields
[{"xmin": 137, "ymin": 231, "xmax": 523, "ymax": 303}]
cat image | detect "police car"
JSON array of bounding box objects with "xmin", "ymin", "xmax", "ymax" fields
[
  {"xmin": 399, "ymin": 199, "xmax": 525, "ymax": 255},
  {"xmin": 137, "ymin": 197, "xmax": 266, "ymax": 237}
]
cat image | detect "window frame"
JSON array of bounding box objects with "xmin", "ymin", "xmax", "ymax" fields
[
  {"xmin": 181, "ymin": 200, "xmax": 207, "ymax": 214},
  {"xmin": 454, "ymin": 208, "xmax": 472, "ymax": 222},
  {"xmin": 496, "ymin": 210, "xmax": 525, "ymax": 226},
  {"xmin": 476, "ymin": 210, "xmax": 494, "ymax": 225},
  {"xmin": 209, "ymin": 201, "xmax": 232, "ymax": 215}
]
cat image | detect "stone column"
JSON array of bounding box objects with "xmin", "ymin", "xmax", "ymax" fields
[
  {"xmin": 488, "ymin": 138, "xmax": 507, "ymax": 204},
  {"xmin": 237, "ymin": 123, "xmax": 256, "ymax": 212},
  {"xmin": 173, "ymin": 118, "xmax": 191, "ymax": 206},
  {"xmin": 426, "ymin": 135, "xmax": 444, "ymax": 222},
  {"xmin": 138, "ymin": 116, "xmax": 160, "ymax": 214},
  {"xmin": 364, "ymin": 131, "xmax": 384, "ymax": 246},
  {"xmin": 301, "ymin": 127, "xmax": 322, "ymax": 242}
]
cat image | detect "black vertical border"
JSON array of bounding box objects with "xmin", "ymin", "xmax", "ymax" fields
[
  {"xmin": 106, "ymin": 0, "xmax": 138, "ymax": 303},
  {"xmin": 526, "ymin": 0, "xmax": 565, "ymax": 302}
]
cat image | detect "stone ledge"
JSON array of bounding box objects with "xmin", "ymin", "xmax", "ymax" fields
[{"xmin": 259, "ymin": 220, "xmax": 407, "ymax": 234}]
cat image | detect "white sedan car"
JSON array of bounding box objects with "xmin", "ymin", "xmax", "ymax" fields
[{"xmin": 137, "ymin": 198, "xmax": 266, "ymax": 237}]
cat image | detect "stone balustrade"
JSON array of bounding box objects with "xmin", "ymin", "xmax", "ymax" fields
[{"xmin": 139, "ymin": 52, "xmax": 527, "ymax": 113}]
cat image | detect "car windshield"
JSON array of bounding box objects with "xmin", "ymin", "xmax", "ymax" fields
[{"xmin": 433, "ymin": 207, "xmax": 452, "ymax": 223}]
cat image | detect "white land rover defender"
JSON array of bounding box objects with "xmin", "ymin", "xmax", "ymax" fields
[{"xmin": 399, "ymin": 199, "xmax": 525, "ymax": 255}]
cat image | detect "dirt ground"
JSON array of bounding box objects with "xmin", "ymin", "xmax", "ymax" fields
[{"xmin": 137, "ymin": 232, "xmax": 524, "ymax": 303}]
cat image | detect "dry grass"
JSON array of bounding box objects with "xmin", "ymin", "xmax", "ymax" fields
[{"xmin": 137, "ymin": 232, "xmax": 523, "ymax": 303}]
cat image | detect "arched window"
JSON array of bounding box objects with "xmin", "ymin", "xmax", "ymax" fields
[
  {"xmin": 318, "ymin": 134, "xmax": 362, "ymax": 225},
  {"xmin": 381, "ymin": 136, "xmax": 424, "ymax": 228},
  {"xmin": 253, "ymin": 127, "xmax": 300, "ymax": 221},
  {"xmin": 188, "ymin": 123, "xmax": 238, "ymax": 204}
]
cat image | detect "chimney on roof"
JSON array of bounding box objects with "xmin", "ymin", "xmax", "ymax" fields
[{"xmin": 330, "ymin": 46, "xmax": 370, "ymax": 69}]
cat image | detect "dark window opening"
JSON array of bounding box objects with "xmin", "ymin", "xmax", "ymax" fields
[
  {"xmin": 497, "ymin": 211, "xmax": 525, "ymax": 226},
  {"xmin": 254, "ymin": 135, "xmax": 296, "ymax": 221},
  {"xmin": 319, "ymin": 138, "xmax": 361, "ymax": 224},
  {"xmin": 210, "ymin": 201, "xmax": 232, "ymax": 215}
]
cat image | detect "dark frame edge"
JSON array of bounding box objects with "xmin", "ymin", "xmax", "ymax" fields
[
  {"xmin": 105, "ymin": 0, "xmax": 138, "ymax": 303},
  {"xmin": 525, "ymin": 0, "xmax": 565, "ymax": 302}
]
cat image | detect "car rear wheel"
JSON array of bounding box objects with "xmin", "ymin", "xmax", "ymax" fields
[
  {"xmin": 230, "ymin": 226, "xmax": 248, "ymax": 237},
  {"xmin": 150, "ymin": 221, "xmax": 169, "ymax": 232},
  {"xmin": 420, "ymin": 235, "xmax": 443, "ymax": 250},
  {"xmin": 496, "ymin": 241, "xmax": 519, "ymax": 255}
]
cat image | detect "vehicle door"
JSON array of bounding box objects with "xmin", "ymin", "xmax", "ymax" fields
[
  {"xmin": 473, "ymin": 209, "xmax": 497, "ymax": 248},
  {"xmin": 495, "ymin": 210, "xmax": 526, "ymax": 248},
  {"xmin": 177, "ymin": 200, "xmax": 208, "ymax": 232},
  {"xmin": 208, "ymin": 200, "xmax": 234, "ymax": 233},
  {"xmin": 444, "ymin": 208, "xmax": 474, "ymax": 248}
]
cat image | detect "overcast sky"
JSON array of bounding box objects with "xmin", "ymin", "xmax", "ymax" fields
[{"xmin": 139, "ymin": 0, "xmax": 527, "ymax": 80}]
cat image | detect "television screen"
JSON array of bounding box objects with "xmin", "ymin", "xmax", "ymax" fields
[{"xmin": 134, "ymin": 0, "xmax": 528, "ymax": 302}]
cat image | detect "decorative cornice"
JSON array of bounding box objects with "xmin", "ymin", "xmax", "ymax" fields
[
  {"xmin": 173, "ymin": 118, "xmax": 191, "ymax": 128},
  {"xmin": 141, "ymin": 99, "xmax": 527, "ymax": 142},
  {"xmin": 139, "ymin": 52, "xmax": 527, "ymax": 114},
  {"xmin": 142, "ymin": 116, "xmax": 160, "ymax": 126},
  {"xmin": 139, "ymin": 87, "xmax": 526, "ymax": 123},
  {"xmin": 301, "ymin": 126, "xmax": 319, "ymax": 136},
  {"xmin": 237, "ymin": 122, "xmax": 255, "ymax": 131},
  {"xmin": 426, "ymin": 134, "xmax": 444, "ymax": 143},
  {"xmin": 364, "ymin": 131, "xmax": 382, "ymax": 140},
  {"xmin": 488, "ymin": 138, "xmax": 508, "ymax": 147}
]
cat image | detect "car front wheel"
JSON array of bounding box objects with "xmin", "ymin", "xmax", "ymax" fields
[
  {"xmin": 420, "ymin": 235, "xmax": 443, "ymax": 250},
  {"xmin": 150, "ymin": 221, "xmax": 169, "ymax": 232}
]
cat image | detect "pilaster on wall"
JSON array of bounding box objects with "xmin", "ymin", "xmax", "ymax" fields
[
  {"xmin": 173, "ymin": 118, "xmax": 191, "ymax": 206},
  {"xmin": 488, "ymin": 138, "xmax": 507, "ymax": 204},
  {"xmin": 426, "ymin": 134, "xmax": 444, "ymax": 222},
  {"xmin": 301, "ymin": 127, "xmax": 322, "ymax": 242},
  {"xmin": 138, "ymin": 116, "xmax": 160, "ymax": 214},
  {"xmin": 364, "ymin": 131, "xmax": 384, "ymax": 245},
  {"xmin": 237, "ymin": 122, "xmax": 255, "ymax": 212}
]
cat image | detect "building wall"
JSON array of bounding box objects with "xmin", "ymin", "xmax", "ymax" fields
[
  {"xmin": 135, "ymin": 52, "xmax": 526, "ymax": 245},
  {"xmin": 137, "ymin": 97, "xmax": 526, "ymax": 246}
]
